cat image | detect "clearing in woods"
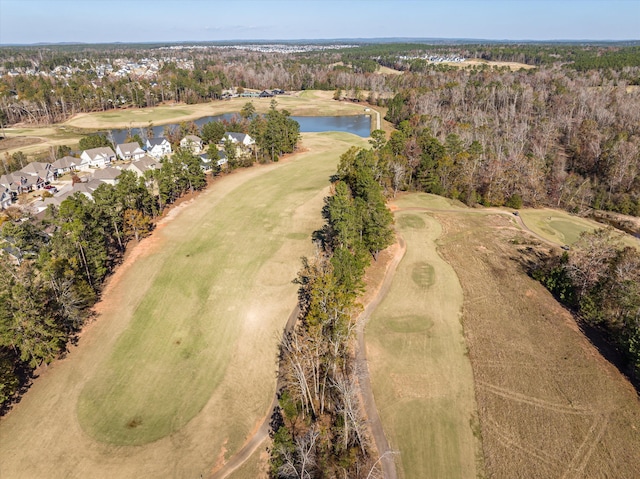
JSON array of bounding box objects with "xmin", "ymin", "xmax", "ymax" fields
[
  {"xmin": 387, "ymin": 193, "xmax": 640, "ymax": 478},
  {"xmin": 0, "ymin": 132, "xmax": 368, "ymax": 478},
  {"xmin": 366, "ymin": 195, "xmax": 481, "ymax": 479}
]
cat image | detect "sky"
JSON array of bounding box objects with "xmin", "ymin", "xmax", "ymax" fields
[{"xmin": 0, "ymin": 0, "xmax": 638, "ymax": 45}]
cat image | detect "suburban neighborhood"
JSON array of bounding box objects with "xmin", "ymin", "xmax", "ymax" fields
[{"xmin": 0, "ymin": 130, "xmax": 246, "ymax": 216}]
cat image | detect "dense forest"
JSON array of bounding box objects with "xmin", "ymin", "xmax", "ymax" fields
[{"xmin": 271, "ymin": 147, "xmax": 394, "ymax": 478}]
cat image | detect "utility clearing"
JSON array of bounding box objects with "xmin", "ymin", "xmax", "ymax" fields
[{"xmin": 0, "ymin": 132, "xmax": 368, "ymax": 478}]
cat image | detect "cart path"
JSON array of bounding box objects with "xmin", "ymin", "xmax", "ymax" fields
[
  {"xmin": 355, "ymin": 235, "xmax": 406, "ymax": 479},
  {"xmin": 395, "ymin": 206, "xmax": 560, "ymax": 247}
]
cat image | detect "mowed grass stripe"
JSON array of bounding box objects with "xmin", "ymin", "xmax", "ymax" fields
[
  {"xmin": 78, "ymin": 132, "xmax": 367, "ymax": 445},
  {"xmin": 366, "ymin": 207, "xmax": 480, "ymax": 479},
  {"xmin": 0, "ymin": 132, "xmax": 368, "ymax": 479}
]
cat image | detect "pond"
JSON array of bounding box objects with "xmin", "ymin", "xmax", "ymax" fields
[{"xmin": 107, "ymin": 114, "xmax": 371, "ymax": 145}]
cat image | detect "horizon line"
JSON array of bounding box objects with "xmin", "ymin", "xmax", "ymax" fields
[{"xmin": 2, "ymin": 37, "xmax": 640, "ymax": 47}]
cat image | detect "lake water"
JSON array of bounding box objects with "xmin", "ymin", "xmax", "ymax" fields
[{"xmin": 108, "ymin": 114, "xmax": 371, "ymax": 145}]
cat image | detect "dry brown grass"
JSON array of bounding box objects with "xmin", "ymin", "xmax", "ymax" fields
[
  {"xmin": 0, "ymin": 132, "xmax": 369, "ymax": 479},
  {"xmin": 436, "ymin": 211, "xmax": 640, "ymax": 479}
]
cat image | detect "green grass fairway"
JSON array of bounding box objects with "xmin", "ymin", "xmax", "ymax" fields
[
  {"xmin": 518, "ymin": 208, "xmax": 599, "ymax": 245},
  {"xmin": 518, "ymin": 208, "xmax": 639, "ymax": 248},
  {"xmin": 366, "ymin": 204, "xmax": 481, "ymax": 479},
  {"xmin": 393, "ymin": 192, "xmax": 468, "ymax": 211},
  {"xmin": 0, "ymin": 132, "xmax": 368, "ymax": 478}
]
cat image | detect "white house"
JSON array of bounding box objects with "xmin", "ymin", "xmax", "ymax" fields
[
  {"xmin": 146, "ymin": 138, "xmax": 172, "ymax": 158},
  {"xmin": 79, "ymin": 147, "xmax": 116, "ymax": 170},
  {"xmin": 51, "ymin": 156, "xmax": 78, "ymax": 175},
  {"xmin": 222, "ymin": 132, "xmax": 255, "ymax": 147},
  {"xmin": 180, "ymin": 135, "xmax": 203, "ymax": 154},
  {"xmin": 116, "ymin": 142, "xmax": 146, "ymax": 161}
]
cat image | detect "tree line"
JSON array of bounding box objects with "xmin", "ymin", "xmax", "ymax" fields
[
  {"xmin": 368, "ymin": 64, "xmax": 640, "ymax": 217},
  {"xmin": 270, "ymin": 147, "xmax": 394, "ymax": 478}
]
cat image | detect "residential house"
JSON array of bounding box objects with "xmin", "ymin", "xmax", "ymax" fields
[
  {"xmin": 146, "ymin": 138, "xmax": 172, "ymax": 158},
  {"xmin": 70, "ymin": 179, "xmax": 103, "ymax": 199},
  {"xmin": 91, "ymin": 166, "xmax": 122, "ymax": 185},
  {"xmin": 19, "ymin": 161, "xmax": 54, "ymax": 189},
  {"xmin": 198, "ymin": 154, "xmax": 212, "ymax": 172},
  {"xmin": 122, "ymin": 155, "xmax": 159, "ymax": 179},
  {"xmin": 79, "ymin": 147, "xmax": 116, "ymax": 170},
  {"xmin": 116, "ymin": 142, "xmax": 146, "ymax": 161},
  {"xmin": 199, "ymin": 150, "xmax": 228, "ymax": 171},
  {"xmin": 215, "ymin": 150, "xmax": 228, "ymax": 167},
  {"xmin": 259, "ymin": 90, "xmax": 274, "ymax": 98},
  {"xmin": 180, "ymin": 135, "xmax": 203, "ymax": 154},
  {"xmin": 222, "ymin": 132, "xmax": 255, "ymax": 147},
  {"xmin": 0, "ymin": 173, "xmax": 35, "ymax": 195},
  {"xmin": 51, "ymin": 156, "xmax": 78, "ymax": 176}
]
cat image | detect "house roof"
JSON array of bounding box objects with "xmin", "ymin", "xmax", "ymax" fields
[
  {"xmin": 182, "ymin": 135, "xmax": 202, "ymax": 143},
  {"xmin": 92, "ymin": 167, "xmax": 122, "ymax": 181},
  {"xmin": 83, "ymin": 147, "xmax": 116, "ymax": 160},
  {"xmin": 123, "ymin": 155, "xmax": 158, "ymax": 174},
  {"xmin": 52, "ymin": 156, "xmax": 78, "ymax": 169},
  {"xmin": 0, "ymin": 173, "xmax": 19, "ymax": 188},
  {"xmin": 117, "ymin": 142, "xmax": 144, "ymax": 155},
  {"xmin": 20, "ymin": 161, "xmax": 51, "ymax": 175},
  {"xmin": 0, "ymin": 173, "xmax": 34, "ymax": 189},
  {"xmin": 224, "ymin": 132, "xmax": 252, "ymax": 143},
  {"xmin": 147, "ymin": 138, "xmax": 169, "ymax": 147},
  {"xmin": 71, "ymin": 179, "xmax": 103, "ymax": 195}
]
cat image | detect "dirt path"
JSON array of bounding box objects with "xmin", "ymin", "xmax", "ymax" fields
[{"xmin": 202, "ymin": 203, "xmax": 547, "ymax": 479}]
